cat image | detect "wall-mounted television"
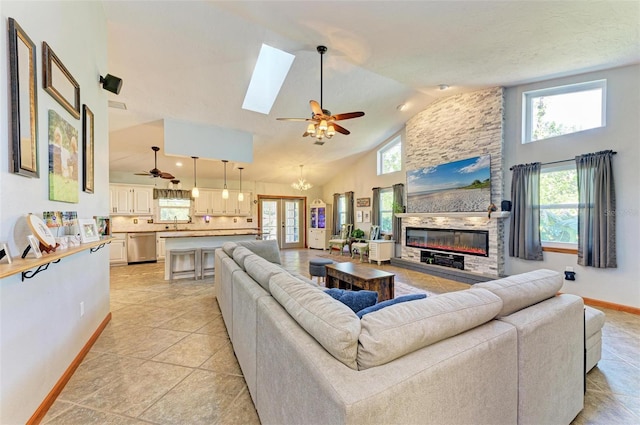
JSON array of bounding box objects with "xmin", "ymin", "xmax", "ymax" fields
[{"xmin": 406, "ymin": 154, "xmax": 491, "ymax": 213}]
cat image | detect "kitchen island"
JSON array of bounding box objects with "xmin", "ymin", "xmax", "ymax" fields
[{"xmin": 158, "ymin": 228, "xmax": 259, "ymax": 280}]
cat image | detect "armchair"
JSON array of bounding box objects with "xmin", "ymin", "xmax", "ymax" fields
[
  {"xmin": 351, "ymin": 225, "xmax": 381, "ymax": 262},
  {"xmin": 328, "ymin": 224, "xmax": 353, "ymax": 256}
]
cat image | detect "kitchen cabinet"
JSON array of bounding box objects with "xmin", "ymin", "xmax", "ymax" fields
[
  {"xmin": 109, "ymin": 184, "xmax": 154, "ymax": 215},
  {"xmin": 193, "ymin": 189, "xmax": 252, "ymax": 216},
  {"xmin": 110, "ymin": 233, "xmax": 127, "ymax": 265},
  {"xmin": 157, "ymin": 234, "xmax": 166, "ymax": 261},
  {"xmin": 308, "ymin": 199, "xmax": 331, "ymax": 250}
]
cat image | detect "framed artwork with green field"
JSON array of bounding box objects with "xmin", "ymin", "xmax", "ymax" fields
[{"xmin": 48, "ymin": 110, "xmax": 79, "ymax": 203}]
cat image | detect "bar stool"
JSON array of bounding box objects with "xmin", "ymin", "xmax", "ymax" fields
[
  {"xmin": 200, "ymin": 247, "xmax": 218, "ymax": 279},
  {"xmin": 169, "ymin": 248, "xmax": 199, "ymax": 280}
]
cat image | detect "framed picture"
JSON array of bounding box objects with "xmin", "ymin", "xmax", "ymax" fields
[
  {"xmin": 8, "ymin": 18, "xmax": 39, "ymax": 178},
  {"xmin": 27, "ymin": 234, "xmax": 42, "ymax": 259},
  {"xmin": 363, "ymin": 210, "xmax": 371, "ymax": 223},
  {"xmin": 49, "ymin": 110, "xmax": 79, "ymax": 203},
  {"xmin": 356, "ymin": 210, "xmax": 363, "ymax": 223},
  {"xmin": 0, "ymin": 242, "xmax": 12, "ymax": 264},
  {"xmin": 78, "ymin": 218, "xmax": 100, "ymax": 243},
  {"xmin": 94, "ymin": 216, "xmax": 110, "ymax": 236},
  {"xmin": 357, "ymin": 197, "xmax": 371, "ymax": 207},
  {"xmin": 43, "ymin": 42, "xmax": 80, "ymax": 119},
  {"xmin": 82, "ymin": 105, "xmax": 94, "ymax": 193}
]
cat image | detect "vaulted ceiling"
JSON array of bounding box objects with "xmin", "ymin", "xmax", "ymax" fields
[{"xmin": 104, "ymin": 1, "xmax": 640, "ymax": 187}]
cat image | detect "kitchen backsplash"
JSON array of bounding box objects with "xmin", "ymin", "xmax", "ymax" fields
[{"xmin": 111, "ymin": 215, "xmax": 257, "ymax": 233}]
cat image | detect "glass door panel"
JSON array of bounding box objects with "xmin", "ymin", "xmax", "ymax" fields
[{"xmin": 261, "ymin": 200, "xmax": 278, "ymax": 241}]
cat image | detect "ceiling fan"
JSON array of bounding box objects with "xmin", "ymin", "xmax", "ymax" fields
[
  {"xmin": 277, "ymin": 45, "xmax": 365, "ymax": 143},
  {"xmin": 134, "ymin": 146, "xmax": 175, "ymax": 179}
]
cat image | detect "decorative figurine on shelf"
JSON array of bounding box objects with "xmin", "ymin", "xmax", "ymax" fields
[{"xmin": 487, "ymin": 203, "xmax": 497, "ymax": 218}]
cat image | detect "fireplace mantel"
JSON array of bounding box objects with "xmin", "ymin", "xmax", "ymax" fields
[{"xmin": 396, "ymin": 212, "xmax": 510, "ymax": 219}]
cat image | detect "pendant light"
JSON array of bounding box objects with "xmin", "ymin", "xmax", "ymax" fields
[
  {"xmin": 222, "ymin": 160, "xmax": 229, "ymax": 199},
  {"xmin": 237, "ymin": 167, "xmax": 244, "ymax": 202},
  {"xmin": 191, "ymin": 156, "xmax": 199, "ymax": 198}
]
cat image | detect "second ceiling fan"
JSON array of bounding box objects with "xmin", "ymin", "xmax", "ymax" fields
[
  {"xmin": 134, "ymin": 146, "xmax": 175, "ymax": 180},
  {"xmin": 277, "ymin": 45, "xmax": 365, "ymax": 144}
]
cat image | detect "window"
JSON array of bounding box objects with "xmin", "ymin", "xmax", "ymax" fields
[
  {"xmin": 539, "ymin": 165, "xmax": 578, "ymax": 249},
  {"xmin": 377, "ymin": 135, "xmax": 402, "ymax": 175},
  {"xmin": 337, "ymin": 195, "xmax": 346, "ymax": 228},
  {"xmin": 523, "ymin": 80, "xmax": 606, "ymax": 143},
  {"xmin": 379, "ymin": 188, "xmax": 393, "ymax": 233},
  {"xmin": 158, "ymin": 198, "xmax": 191, "ymax": 222}
]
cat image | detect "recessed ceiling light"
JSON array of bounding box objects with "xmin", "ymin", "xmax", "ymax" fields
[
  {"xmin": 396, "ymin": 103, "xmax": 408, "ymax": 111},
  {"xmin": 438, "ymin": 84, "xmax": 450, "ymax": 91},
  {"xmin": 176, "ymin": 162, "xmax": 183, "ymax": 167}
]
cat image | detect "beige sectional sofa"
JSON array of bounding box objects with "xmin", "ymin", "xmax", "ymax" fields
[{"xmin": 214, "ymin": 240, "xmax": 585, "ymax": 425}]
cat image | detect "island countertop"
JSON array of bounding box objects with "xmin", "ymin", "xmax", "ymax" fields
[{"xmin": 157, "ymin": 229, "xmax": 259, "ymax": 238}]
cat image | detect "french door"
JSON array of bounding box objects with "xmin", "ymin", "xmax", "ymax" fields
[{"xmin": 259, "ymin": 197, "xmax": 306, "ymax": 249}]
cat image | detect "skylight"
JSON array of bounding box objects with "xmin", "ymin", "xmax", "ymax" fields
[{"xmin": 242, "ymin": 44, "xmax": 295, "ymax": 115}]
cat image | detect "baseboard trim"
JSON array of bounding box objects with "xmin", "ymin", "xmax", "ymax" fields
[
  {"xmin": 27, "ymin": 312, "xmax": 112, "ymax": 425},
  {"xmin": 583, "ymin": 297, "xmax": 640, "ymax": 315}
]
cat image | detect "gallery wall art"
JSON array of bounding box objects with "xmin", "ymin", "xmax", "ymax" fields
[{"xmin": 48, "ymin": 110, "xmax": 79, "ymax": 203}]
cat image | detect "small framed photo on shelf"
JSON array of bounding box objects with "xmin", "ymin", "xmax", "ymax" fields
[
  {"xmin": 0, "ymin": 242, "xmax": 12, "ymax": 264},
  {"xmin": 27, "ymin": 234, "xmax": 42, "ymax": 258},
  {"xmin": 78, "ymin": 218, "xmax": 100, "ymax": 243}
]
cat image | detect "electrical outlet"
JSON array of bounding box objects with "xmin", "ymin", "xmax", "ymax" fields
[
  {"xmin": 80, "ymin": 301, "xmax": 85, "ymax": 317},
  {"xmin": 234, "ymin": 218, "xmax": 237, "ymax": 223},
  {"xmin": 133, "ymin": 218, "xmax": 138, "ymax": 224}
]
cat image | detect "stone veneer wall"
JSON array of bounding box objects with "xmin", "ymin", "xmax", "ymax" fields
[{"xmin": 402, "ymin": 87, "xmax": 505, "ymax": 276}]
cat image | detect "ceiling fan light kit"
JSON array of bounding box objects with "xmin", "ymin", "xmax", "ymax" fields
[{"xmin": 277, "ymin": 45, "xmax": 364, "ymax": 143}]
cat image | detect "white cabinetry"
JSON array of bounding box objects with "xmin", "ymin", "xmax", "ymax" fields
[
  {"xmin": 110, "ymin": 233, "xmax": 127, "ymax": 265},
  {"xmin": 308, "ymin": 199, "xmax": 331, "ymax": 250},
  {"xmin": 157, "ymin": 235, "xmax": 166, "ymax": 261},
  {"xmin": 109, "ymin": 184, "xmax": 154, "ymax": 215},
  {"xmin": 193, "ymin": 189, "xmax": 252, "ymax": 216},
  {"xmin": 368, "ymin": 240, "xmax": 395, "ymax": 265}
]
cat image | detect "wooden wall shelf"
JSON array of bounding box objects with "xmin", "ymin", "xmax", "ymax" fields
[{"xmin": 0, "ymin": 237, "xmax": 113, "ymax": 281}]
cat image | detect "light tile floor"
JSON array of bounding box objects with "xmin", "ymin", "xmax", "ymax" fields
[{"xmin": 42, "ymin": 249, "xmax": 639, "ymax": 424}]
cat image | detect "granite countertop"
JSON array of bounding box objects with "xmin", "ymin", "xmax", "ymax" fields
[{"xmin": 112, "ymin": 228, "xmax": 260, "ymax": 238}]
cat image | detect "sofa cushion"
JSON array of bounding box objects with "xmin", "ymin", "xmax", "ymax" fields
[
  {"xmin": 269, "ymin": 273, "xmax": 361, "ymax": 370},
  {"xmin": 232, "ymin": 246, "xmax": 254, "ymax": 270},
  {"xmin": 473, "ymin": 269, "xmax": 562, "ymax": 317},
  {"xmin": 357, "ymin": 288, "xmax": 502, "ymax": 370},
  {"xmin": 289, "ymin": 272, "xmax": 318, "ymax": 286},
  {"xmin": 324, "ymin": 289, "xmax": 378, "ymax": 313},
  {"xmin": 244, "ymin": 254, "xmax": 286, "ymax": 293},
  {"xmin": 237, "ymin": 239, "xmax": 282, "ymax": 264},
  {"xmin": 357, "ymin": 294, "xmax": 427, "ymax": 318},
  {"xmin": 222, "ymin": 241, "xmax": 238, "ymax": 257}
]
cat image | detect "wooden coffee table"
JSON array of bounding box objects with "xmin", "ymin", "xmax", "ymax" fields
[{"xmin": 325, "ymin": 262, "xmax": 395, "ymax": 301}]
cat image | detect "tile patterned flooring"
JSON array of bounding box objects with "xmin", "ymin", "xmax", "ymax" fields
[{"xmin": 42, "ymin": 249, "xmax": 639, "ymax": 424}]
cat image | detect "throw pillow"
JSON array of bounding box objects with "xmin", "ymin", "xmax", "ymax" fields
[
  {"xmin": 324, "ymin": 288, "xmax": 378, "ymax": 313},
  {"xmin": 357, "ymin": 293, "xmax": 427, "ymax": 318}
]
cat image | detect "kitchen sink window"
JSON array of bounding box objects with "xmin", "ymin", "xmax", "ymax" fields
[{"xmin": 158, "ymin": 198, "xmax": 191, "ymax": 221}]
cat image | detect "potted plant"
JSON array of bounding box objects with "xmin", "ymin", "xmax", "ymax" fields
[{"xmin": 351, "ymin": 228, "xmax": 365, "ymax": 240}]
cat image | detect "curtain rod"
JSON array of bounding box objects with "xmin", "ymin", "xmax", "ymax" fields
[{"xmin": 509, "ymin": 151, "xmax": 617, "ymax": 171}]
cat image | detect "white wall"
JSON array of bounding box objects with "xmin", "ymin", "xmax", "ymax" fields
[
  {"xmin": 0, "ymin": 2, "xmax": 110, "ymax": 423},
  {"xmin": 503, "ymin": 64, "xmax": 640, "ymax": 309}
]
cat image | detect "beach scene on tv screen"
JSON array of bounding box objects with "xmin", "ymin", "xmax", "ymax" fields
[{"xmin": 407, "ymin": 154, "xmax": 491, "ymax": 213}]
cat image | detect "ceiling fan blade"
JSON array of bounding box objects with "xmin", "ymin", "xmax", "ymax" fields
[
  {"xmin": 160, "ymin": 172, "xmax": 175, "ymax": 179},
  {"xmin": 309, "ymin": 100, "xmax": 323, "ymax": 116},
  {"xmin": 277, "ymin": 117, "xmax": 314, "ymax": 122},
  {"xmin": 302, "ymin": 131, "xmax": 310, "ymax": 137},
  {"xmin": 332, "ymin": 123, "xmax": 351, "ymax": 135},
  {"xmin": 331, "ymin": 111, "xmax": 365, "ymax": 121},
  {"xmin": 134, "ymin": 172, "xmax": 151, "ymax": 176}
]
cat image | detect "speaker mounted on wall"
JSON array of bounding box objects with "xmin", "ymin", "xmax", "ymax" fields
[
  {"xmin": 99, "ymin": 74, "xmax": 123, "ymax": 95},
  {"xmin": 501, "ymin": 200, "xmax": 512, "ymax": 211}
]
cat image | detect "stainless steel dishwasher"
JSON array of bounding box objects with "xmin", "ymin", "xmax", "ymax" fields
[{"xmin": 127, "ymin": 232, "xmax": 157, "ymax": 264}]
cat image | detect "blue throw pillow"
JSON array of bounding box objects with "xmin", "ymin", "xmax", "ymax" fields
[
  {"xmin": 357, "ymin": 294, "xmax": 427, "ymax": 318},
  {"xmin": 324, "ymin": 289, "xmax": 378, "ymax": 313}
]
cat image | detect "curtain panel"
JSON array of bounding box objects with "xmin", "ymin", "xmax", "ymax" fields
[
  {"xmin": 153, "ymin": 189, "xmax": 193, "ymax": 200},
  {"xmin": 371, "ymin": 188, "xmax": 380, "ymax": 226},
  {"xmin": 392, "ymin": 184, "xmax": 404, "ymax": 241},
  {"xmin": 333, "ymin": 193, "xmax": 340, "ymax": 235},
  {"xmin": 576, "ymin": 150, "xmax": 617, "ymax": 268},
  {"xmin": 509, "ymin": 163, "xmax": 543, "ymax": 261},
  {"xmin": 345, "ymin": 191, "xmax": 355, "ymax": 229}
]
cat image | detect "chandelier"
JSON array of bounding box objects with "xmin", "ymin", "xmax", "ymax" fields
[{"xmin": 291, "ymin": 165, "xmax": 312, "ymax": 191}]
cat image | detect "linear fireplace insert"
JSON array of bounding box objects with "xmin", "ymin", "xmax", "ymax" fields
[{"xmin": 406, "ymin": 227, "xmax": 489, "ymax": 257}]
